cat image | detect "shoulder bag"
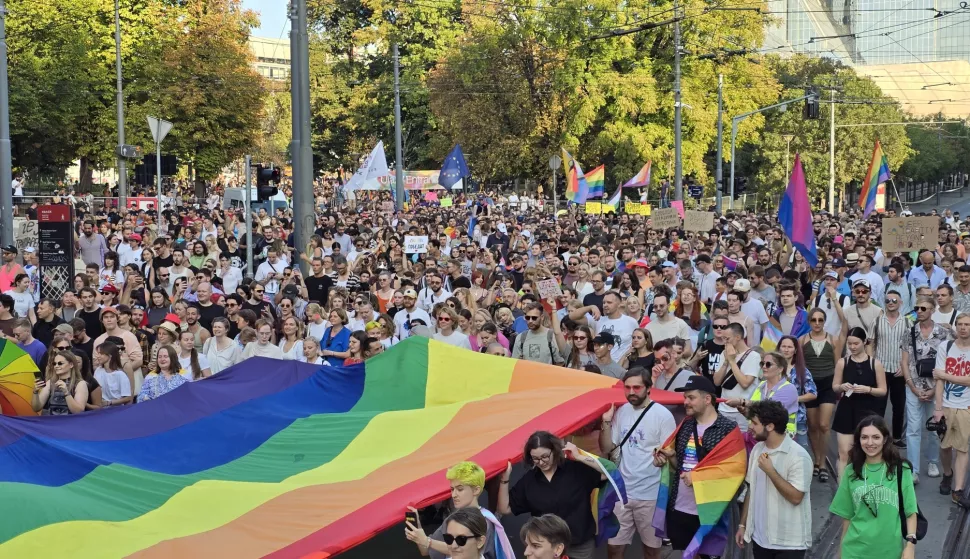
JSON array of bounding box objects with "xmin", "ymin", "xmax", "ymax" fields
[
  {"xmin": 608, "ymin": 402, "xmax": 654, "ymax": 463},
  {"xmin": 897, "ymin": 463, "xmax": 927, "ymax": 541}
]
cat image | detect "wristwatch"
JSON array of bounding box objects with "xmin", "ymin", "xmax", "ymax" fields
[{"xmin": 904, "ymin": 534, "xmax": 917, "ymax": 545}]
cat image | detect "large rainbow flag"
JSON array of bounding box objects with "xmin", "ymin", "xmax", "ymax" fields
[
  {"xmin": 562, "ymin": 148, "xmax": 589, "ymax": 204},
  {"xmin": 859, "ymin": 140, "xmax": 891, "ymax": 218},
  {"xmin": 0, "ymin": 338, "xmax": 623, "ymax": 558},
  {"xmin": 623, "ymin": 160, "xmax": 652, "ymax": 188},
  {"xmin": 585, "ymin": 165, "xmax": 606, "ymax": 199},
  {"xmin": 653, "ymin": 422, "xmax": 746, "ymax": 559}
]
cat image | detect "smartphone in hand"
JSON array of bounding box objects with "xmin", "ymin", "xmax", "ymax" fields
[{"xmin": 405, "ymin": 510, "xmax": 419, "ymax": 526}]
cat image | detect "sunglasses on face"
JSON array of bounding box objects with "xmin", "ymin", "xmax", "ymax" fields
[
  {"xmin": 55, "ymin": 345, "xmax": 71, "ymax": 351},
  {"xmin": 810, "ymin": 317, "xmax": 825, "ymax": 323},
  {"xmin": 712, "ymin": 324, "xmax": 728, "ymax": 330},
  {"xmin": 525, "ymin": 315, "xmax": 542, "ymax": 321},
  {"xmin": 254, "ymin": 289, "xmax": 264, "ymax": 294},
  {"xmin": 853, "ymin": 289, "xmax": 869, "ymax": 294},
  {"xmin": 760, "ymin": 361, "xmax": 776, "ymax": 369},
  {"xmin": 915, "ymin": 306, "xmax": 932, "ymax": 312},
  {"xmin": 437, "ymin": 316, "xmax": 451, "ymax": 322},
  {"xmin": 573, "ymin": 336, "xmax": 587, "ymax": 342},
  {"xmin": 886, "ymin": 299, "xmax": 900, "ymax": 304},
  {"xmin": 54, "ymin": 360, "xmax": 70, "ymax": 367},
  {"xmin": 159, "ymin": 274, "xmax": 170, "ymax": 278}
]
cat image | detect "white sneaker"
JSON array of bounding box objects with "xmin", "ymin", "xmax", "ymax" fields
[
  {"xmin": 913, "ymin": 473, "xmax": 920, "ymax": 485},
  {"xmin": 928, "ymin": 463, "xmax": 941, "ymax": 478}
]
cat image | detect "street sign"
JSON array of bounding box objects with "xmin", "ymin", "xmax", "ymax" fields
[
  {"xmin": 147, "ymin": 116, "xmax": 173, "ymax": 144},
  {"xmin": 548, "ymin": 155, "xmax": 562, "ymax": 171},
  {"xmin": 118, "ymin": 144, "xmax": 142, "ymax": 159}
]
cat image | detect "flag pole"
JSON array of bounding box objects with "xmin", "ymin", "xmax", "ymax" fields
[{"xmin": 887, "ymin": 176, "xmax": 905, "ymax": 214}]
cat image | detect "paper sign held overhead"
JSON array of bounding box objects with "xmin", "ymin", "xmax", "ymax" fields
[
  {"xmin": 651, "ymin": 207, "xmax": 681, "ymax": 230},
  {"xmin": 537, "ymin": 278, "xmax": 563, "ymax": 300},
  {"xmin": 404, "ymin": 235, "xmax": 429, "ymax": 253},
  {"xmin": 882, "ymin": 217, "xmax": 938, "ymax": 252},
  {"xmin": 683, "ymin": 210, "xmax": 715, "ymax": 232}
]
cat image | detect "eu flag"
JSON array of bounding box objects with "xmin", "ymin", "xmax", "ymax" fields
[{"xmin": 439, "ymin": 144, "xmax": 470, "ymax": 190}]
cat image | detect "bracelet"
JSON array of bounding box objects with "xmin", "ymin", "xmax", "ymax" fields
[
  {"xmin": 500, "ymin": 479, "xmax": 510, "ymax": 484},
  {"xmin": 738, "ymin": 524, "xmax": 746, "ymax": 528}
]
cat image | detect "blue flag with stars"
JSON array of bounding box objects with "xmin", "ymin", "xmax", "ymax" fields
[{"xmin": 439, "ymin": 144, "xmax": 470, "ymax": 190}]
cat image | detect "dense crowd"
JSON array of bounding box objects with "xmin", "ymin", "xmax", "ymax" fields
[{"xmin": 7, "ymin": 184, "xmax": 970, "ymax": 559}]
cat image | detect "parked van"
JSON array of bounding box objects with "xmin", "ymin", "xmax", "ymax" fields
[{"xmin": 222, "ymin": 188, "xmax": 289, "ymax": 214}]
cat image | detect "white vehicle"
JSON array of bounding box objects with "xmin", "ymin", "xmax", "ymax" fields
[{"xmin": 222, "ymin": 187, "xmax": 289, "ymax": 214}]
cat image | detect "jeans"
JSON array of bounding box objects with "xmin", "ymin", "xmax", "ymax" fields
[
  {"xmin": 887, "ymin": 373, "xmax": 907, "ymax": 439},
  {"xmin": 905, "ymin": 389, "xmax": 940, "ymax": 474}
]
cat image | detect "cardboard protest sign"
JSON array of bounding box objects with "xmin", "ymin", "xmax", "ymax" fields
[
  {"xmin": 381, "ymin": 201, "xmax": 394, "ymax": 214},
  {"xmin": 670, "ymin": 200, "xmax": 685, "ymax": 219},
  {"xmin": 537, "ymin": 278, "xmax": 563, "ymax": 300},
  {"xmin": 404, "ymin": 235, "xmax": 429, "ymax": 253},
  {"xmin": 651, "ymin": 207, "xmax": 681, "ymax": 230},
  {"xmin": 683, "ymin": 210, "xmax": 714, "ymax": 232},
  {"xmin": 882, "ymin": 217, "xmax": 938, "ymax": 252},
  {"xmin": 440, "ymin": 198, "xmax": 454, "ymax": 208}
]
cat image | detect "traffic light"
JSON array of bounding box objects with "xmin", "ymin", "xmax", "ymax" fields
[
  {"xmin": 803, "ymin": 87, "xmax": 820, "ymax": 120},
  {"xmin": 734, "ymin": 175, "xmax": 748, "ymax": 194},
  {"xmin": 255, "ymin": 165, "xmax": 281, "ymax": 201}
]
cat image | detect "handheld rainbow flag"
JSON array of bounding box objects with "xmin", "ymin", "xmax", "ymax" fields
[
  {"xmin": 778, "ymin": 153, "xmax": 818, "ymax": 267},
  {"xmin": 562, "ymin": 148, "xmax": 589, "ymax": 204},
  {"xmin": 576, "ymin": 448, "xmax": 627, "ymax": 546},
  {"xmin": 0, "ymin": 338, "xmax": 623, "ymax": 558},
  {"xmin": 859, "ymin": 140, "xmax": 891, "ymax": 218},
  {"xmin": 760, "ymin": 321, "xmax": 783, "ymax": 352},
  {"xmin": 585, "ymin": 165, "xmax": 606, "ymax": 199},
  {"xmin": 653, "ymin": 423, "xmax": 746, "ymax": 559},
  {"xmin": 623, "ymin": 161, "xmax": 652, "ymax": 188}
]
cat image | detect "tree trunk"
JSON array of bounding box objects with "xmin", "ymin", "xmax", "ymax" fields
[{"xmin": 78, "ymin": 157, "xmax": 94, "ymax": 193}]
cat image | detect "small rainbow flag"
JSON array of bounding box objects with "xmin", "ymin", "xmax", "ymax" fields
[
  {"xmin": 859, "ymin": 140, "xmax": 891, "ymax": 218},
  {"xmin": 653, "ymin": 422, "xmax": 746, "ymax": 559},
  {"xmin": 562, "ymin": 148, "xmax": 589, "ymax": 204},
  {"xmin": 585, "ymin": 165, "xmax": 606, "ymax": 199},
  {"xmin": 623, "ymin": 160, "xmax": 652, "ymax": 188},
  {"xmin": 576, "ymin": 448, "xmax": 627, "ymax": 546}
]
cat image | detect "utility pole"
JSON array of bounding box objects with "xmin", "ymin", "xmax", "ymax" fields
[
  {"xmin": 244, "ymin": 155, "xmax": 253, "ymax": 277},
  {"xmin": 289, "ymin": 0, "xmax": 301, "ymax": 217},
  {"xmin": 715, "ymin": 73, "xmax": 723, "ymax": 214},
  {"xmin": 828, "ymin": 89, "xmax": 836, "ymax": 213},
  {"xmin": 672, "ymin": 0, "xmax": 683, "ymax": 203},
  {"xmin": 114, "ymin": 0, "xmax": 127, "ymax": 208},
  {"xmin": 393, "ymin": 44, "xmax": 405, "ymax": 211},
  {"xmin": 293, "ymin": 0, "xmax": 313, "ymax": 274},
  {"xmin": 0, "ymin": 0, "xmax": 12, "ymax": 246}
]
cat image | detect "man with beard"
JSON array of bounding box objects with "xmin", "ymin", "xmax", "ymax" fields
[
  {"xmin": 736, "ymin": 400, "xmax": 812, "ymax": 558},
  {"xmin": 599, "ymin": 368, "xmax": 677, "ymax": 559},
  {"xmin": 77, "ymin": 220, "xmax": 108, "ymax": 268},
  {"xmin": 653, "ymin": 375, "xmax": 743, "ymax": 559}
]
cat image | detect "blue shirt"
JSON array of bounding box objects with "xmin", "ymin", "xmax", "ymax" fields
[
  {"xmin": 908, "ymin": 265, "xmax": 947, "ymax": 290},
  {"xmin": 19, "ymin": 340, "xmax": 46, "ymax": 368},
  {"xmin": 138, "ymin": 372, "xmax": 188, "ymax": 402},
  {"xmin": 320, "ymin": 326, "xmax": 351, "ymax": 367}
]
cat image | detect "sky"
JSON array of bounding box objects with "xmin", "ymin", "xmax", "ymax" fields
[{"xmin": 243, "ymin": 0, "xmax": 289, "ymax": 38}]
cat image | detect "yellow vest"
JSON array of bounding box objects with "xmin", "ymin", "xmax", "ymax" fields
[{"xmin": 751, "ymin": 380, "xmax": 797, "ymax": 436}]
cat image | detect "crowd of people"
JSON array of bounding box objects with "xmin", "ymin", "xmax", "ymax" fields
[{"xmin": 6, "ymin": 184, "xmax": 970, "ymax": 559}]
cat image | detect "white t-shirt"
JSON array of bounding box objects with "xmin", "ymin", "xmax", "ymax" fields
[
  {"xmin": 4, "ymin": 289, "xmax": 33, "ymax": 318},
  {"xmin": 935, "ymin": 340, "xmax": 970, "ymax": 408},
  {"xmin": 178, "ymin": 353, "xmax": 211, "ymax": 379},
  {"xmin": 278, "ymin": 339, "xmax": 304, "ymax": 361},
  {"xmin": 611, "ymin": 402, "xmax": 677, "ymax": 501},
  {"xmin": 644, "ymin": 316, "xmax": 691, "ymax": 349},
  {"xmin": 307, "ymin": 321, "xmax": 328, "ymax": 343},
  {"xmin": 94, "ymin": 367, "xmax": 132, "ymax": 402},
  {"xmin": 741, "ymin": 298, "xmax": 769, "ymax": 342},
  {"xmin": 720, "ymin": 349, "xmax": 762, "ymax": 404},
  {"xmin": 394, "ymin": 307, "xmax": 432, "ymax": 339},
  {"xmin": 595, "ymin": 314, "xmax": 640, "ymax": 362},
  {"xmin": 433, "ymin": 330, "xmax": 472, "ymax": 350}
]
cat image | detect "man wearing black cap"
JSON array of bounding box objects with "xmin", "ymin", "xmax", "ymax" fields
[
  {"xmin": 0, "ymin": 245, "xmax": 24, "ymax": 293},
  {"xmin": 653, "ymin": 375, "xmax": 742, "ymax": 558},
  {"xmin": 591, "ymin": 332, "xmax": 625, "ymax": 379}
]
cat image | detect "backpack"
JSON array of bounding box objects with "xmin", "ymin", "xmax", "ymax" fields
[
  {"xmin": 513, "ymin": 328, "xmax": 561, "ymax": 365},
  {"xmin": 897, "ymin": 463, "xmax": 928, "ymax": 541}
]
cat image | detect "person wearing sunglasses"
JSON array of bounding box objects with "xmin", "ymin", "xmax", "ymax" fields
[
  {"xmin": 405, "ymin": 461, "xmax": 514, "ymax": 559},
  {"xmin": 432, "ymin": 306, "xmax": 472, "ymax": 349},
  {"xmin": 32, "ymin": 350, "xmax": 88, "ymax": 415},
  {"xmin": 845, "ymin": 279, "xmax": 881, "ymax": 344},
  {"xmin": 497, "ymin": 431, "xmax": 606, "ymax": 559},
  {"xmin": 727, "ymin": 352, "xmax": 799, "ymax": 439},
  {"xmin": 829, "ymin": 415, "xmax": 917, "ymax": 559},
  {"xmin": 511, "ymin": 303, "xmax": 564, "ymax": 366}
]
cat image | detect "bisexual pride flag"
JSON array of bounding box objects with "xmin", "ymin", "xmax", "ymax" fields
[
  {"xmin": 778, "ymin": 153, "xmax": 818, "ymax": 267},
  {"xmin": 859, "ymin": 140, "xmax": 891, "ymax": 218},
  {"xmin": 585, "ymin": 165, "xmax": 606, "ymax": 199}
]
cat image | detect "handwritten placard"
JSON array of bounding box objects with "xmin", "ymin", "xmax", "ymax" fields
[
  {"xmin": 13, "ymin": 218, "xmax": 37, "ymax": 260},
  {"xmin": 585, "ymin": 201, "xmax": 602, "ymax": 214},
  {"xmin": 381, "ymin": 201, "xmax": 394, "ymax": 214},
  {"xmin": 651, "ymin": 207, "xmax": 681, "ymax": 230},
  {"xmin": 440, "ymin": 197, "xmax": 454, "ymax": 208},
  {"xmin": 404, "ymin": 235, "xmax": 429, "ymax": 253},
  {"xmin": 537, "ymin": 278, "xmax": 563, "ymax": 300},
  {"xmin": 683, "ymin": 210, "xmax": 714, "ymax": 232},
  {"xmin": 639, "ymin": 203, "xmax": 652, "ymax": 216},
  {"xmin": 882, "ymin": 217, "xmax": 938, "ymax": 252},
  {"xmin": 625, "ymin": 201, "xmax": 641, "ymax": 214}
]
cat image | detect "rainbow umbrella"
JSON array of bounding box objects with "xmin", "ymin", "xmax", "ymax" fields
[{"xmin": 0, "ymin": 340, "xmax": 40, "ymax": 416}]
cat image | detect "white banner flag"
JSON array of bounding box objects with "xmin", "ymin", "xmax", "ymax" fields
[{"xmin": 343, "ymin": 141, "xmax": 390, "ymax": 191}]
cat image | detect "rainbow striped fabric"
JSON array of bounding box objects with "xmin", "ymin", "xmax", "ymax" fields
[
  {"xmin": 577, "ymin": 449, "xmax": 627, "ymax": 545},
  {"xmin": 760, "ymin": 321, "xmax": 783, "ymax": 352},
  {"xmin": 585, "ymin": 165, "xmax": 606, "ymax": 199},
  {"xmin": 859, "ymin": 140, "xmax": 891, "ymax": 218},
  {"xmin": 653, "ymin": 421, "xmax": 746, "ymax": 559},
  {"xmin": 0, "ymin": 338, "xmax": 622, "ymax": 558},
  {"xmin": 562, "ymin": 148, "xmax": 589, "ymax": 204},
  {"xmin": 623, "ymin": 161, "xmax": 652, "ymax": 188}
]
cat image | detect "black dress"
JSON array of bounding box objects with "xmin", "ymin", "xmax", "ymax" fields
[{"xmin": 832, "ymin": 356, "xmax": 884, "ymax": 435}]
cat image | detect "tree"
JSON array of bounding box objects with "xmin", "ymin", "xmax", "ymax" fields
[{"xmin": 898, "ymin": 118, "xmax": 970, "ymax": 185}]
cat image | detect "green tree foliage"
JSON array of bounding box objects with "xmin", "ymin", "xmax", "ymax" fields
[
  {"xmin": 749, "ymin": 56, "xmax": 912, "ymax": 205},
  {"xmin": 6, "ymin": 0, "xmax": 265, "ymax": 183},
  {"xmin": 898, "ymin": 118, "xmax": 970, "ymax": 184}
]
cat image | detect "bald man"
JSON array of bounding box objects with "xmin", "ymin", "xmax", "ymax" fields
[{"xmin": 194, "ymin": 282, "xmax": 225, "ymax": 332}]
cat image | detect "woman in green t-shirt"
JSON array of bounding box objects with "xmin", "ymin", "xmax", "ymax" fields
[{"xmin": 829, "ymin": 415, "xmax": 918, "ymax": 559}]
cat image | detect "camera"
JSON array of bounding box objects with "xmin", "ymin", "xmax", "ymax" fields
[{"xmin": 926, "ymin": 416, "xmax": 947, "ymax": 440}]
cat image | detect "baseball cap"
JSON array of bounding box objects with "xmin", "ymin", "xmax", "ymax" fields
[
  {"xmin": 282, "ymin": 284, "xmax": 300, "ymax": 296},
  {"xmin": 2, "ymin": 245, "xmax": 16, "ymax": 254},
  {"xmin": 24, "ymin": 247, "xmax": 35, "ymax": 253},
  {"xmin": 100, "ymin": 306, "xmax": 119, "ymax": 316},
  {"xmin": 403, "ymin": 288, "xmax": 418, "ymax": 298},
  {"xmin": 831, "ymin": 258, "xmax": 847, "ymax": 268},
  {"xmin": 852, "ymin": 278, "xmax": 871, "ymax": 290},
  {"xmin": 630, "ymin": 258, "xmax": 650, "ymax": 269},
  {"xmin": 824, "ymin": 271, "xmax": 840, "ymax": 280},
  {"xmin": 163, "ymin": 313, "xmax": 181, "ymax": 326},
  {"xmin": 661, "ymin": 261, "xmax": 676, "ymax": 269},
  {"xmin": 54, "ymin": 323, "xmax": 74, "ymax": 336},
  {"xmin": 733, "ymin": 278, "xmax": 751, "ymax": 292},
  {"xmin": 129, "ymin": 233, "xmax": 142, "ymax": 242},
  {"xmin": 497, "ymin": 223, "xmax": 508, "ymax": 233},
  {"xmin": 675, "ymin": 375, "xmax": 719, "ymax": 394},
  {"xmin": 100, "ymin": 285, "xmax": 119, "ymax": 294},
  {"xmin": 592, "ymin": 332, "xmax": 615, "ymax": 345}
]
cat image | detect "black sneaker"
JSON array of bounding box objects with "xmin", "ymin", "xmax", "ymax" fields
[
  {"xmin": 941, "ymin": 474, "xmax": 953, "ymax": 495},
  {"xmin": 894, "ymin": 438, "xmax": 907, "ymax": 449}
]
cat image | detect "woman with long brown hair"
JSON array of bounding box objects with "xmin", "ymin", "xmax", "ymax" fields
[
  {"xmin": 565, "ymin": 325, "xmax": 595, "ymax": 370},
  {"xmin": 32, "ymin": 350, "xmax": 88, "ymax": 415},
  {"xmin": 671, "ymin": 281, "xmax": 706, "ymax": 350},
  {"xmin": 177, "ymin": 330, "xmax": 210, "ymax": 380},
  {"xmin": 139, "ymin": 345, "xmax": 189, "ymax": 401}
]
